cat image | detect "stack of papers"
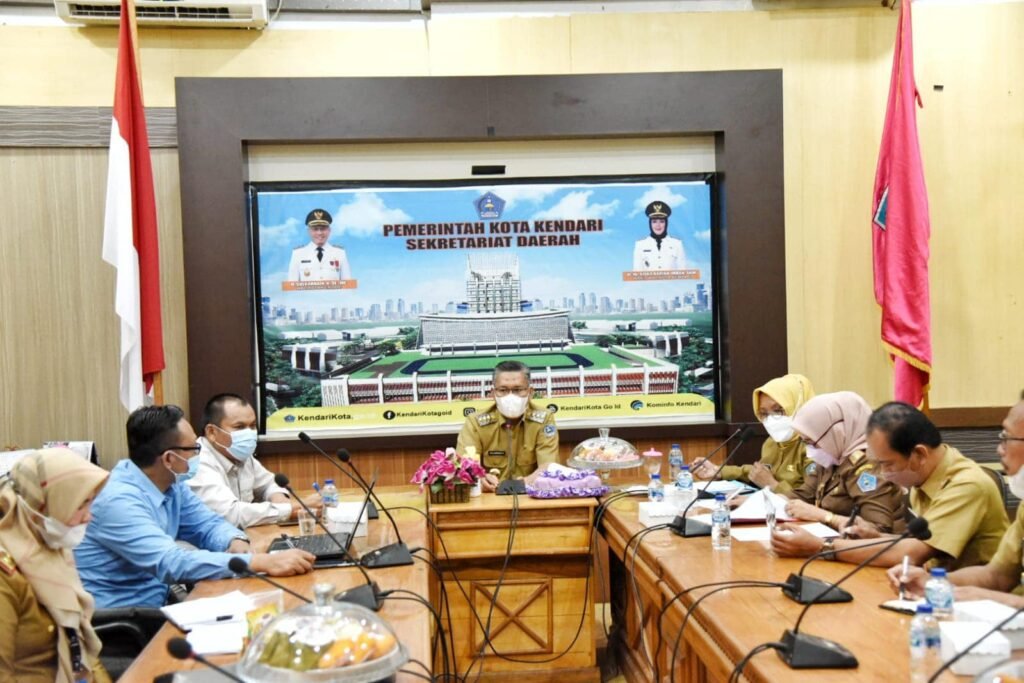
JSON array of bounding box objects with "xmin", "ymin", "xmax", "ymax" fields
[
  {"xmin": 694, "ymin": 480, "xmax": 756, "ymax": 495},
  {"xmin": 730, "ymin": 490, "xmax": 795, "ymax": 523},
  {"xmin": 731, "ymin": 523, "xmax": 839, "ymax": 543},
  {"xmin": 162, "ymin": 591, "xmax": 251, "ymax": 656}
]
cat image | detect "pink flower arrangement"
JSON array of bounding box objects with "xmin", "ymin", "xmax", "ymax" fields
[{"xmin": 411, "ymin": 447, "xmax": 487, "ymax": 493}]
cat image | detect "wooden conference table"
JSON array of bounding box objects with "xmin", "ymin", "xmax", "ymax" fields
[
  {"xmin": 600, "ymin": 494, "xmax": 967, "ymax": 682},
  {"xmin": 118, "ymin": 488, "xmax": 432, "ymax": 683}
]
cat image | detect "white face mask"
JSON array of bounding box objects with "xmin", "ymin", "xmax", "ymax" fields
[
  {"xmin": 496, "ymin": 394, "xmax": 529, "ymax": 419},
  {"xmin": 805, "ymin": 444, "xmax": 839, "ymax": 469},
  {"xmin": 1008, "ymin": 467, "xmax": 1024, "ymax": 500},
  {"xmin": 763, "ymin": 414, "xmax": 795, "ymax": 443},
  {"xmin": 19, "ymin": 498, "xmax": 89, "ymax": 550}
]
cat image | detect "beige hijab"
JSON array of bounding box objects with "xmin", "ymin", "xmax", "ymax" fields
[
  {"xmin": 792, "ymin": 391, "xmax": 872, "ymax": 460},
  {"xmin": 0, "ymin": 448, "xmax": 108, "ymax": 682}
]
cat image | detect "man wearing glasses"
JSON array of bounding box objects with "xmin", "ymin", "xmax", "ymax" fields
[
  {"xmin": 456, "ymin": 361, "xmax": 559, "ymax": 492},
  {"xmin": 286, "ymin": 208, "xmax": 352, "ymax": 282},
  {"xmin": 75, "ymin": 405, "xmax": 314, "ymax": 608},
  {"xmin": 889, "ymin": 398, "xmax": 1024, "ymax": 603}
]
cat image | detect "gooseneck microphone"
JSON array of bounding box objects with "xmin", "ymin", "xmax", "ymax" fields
[
  {"xmin": 296, "ymin": 432, "xmax": 379, "ymax": 519},
  {"xmin": 927, "ymin": 603, "xmax": 1024, "ymax": 682},
  {"xmin": 336, "ymin": 448, "xmax": 414, "ymax": 569},
  {"xmin": 167, "ymin": 637, "xmax": 245, "ymax": 682},
  {"xmin": 776, "ymin": 516, "xmax": 931, "ymax": 670},
  {"xmin": 227, "ymin": 556, "xmax": 311, "ymax": 604},
  {"xmin": 273, "ymin": 473, "xmax": 383, "ymax": 611},
  {"xmin": 670, "ymin": 426, "xmax": 755, "ymax": 537}
]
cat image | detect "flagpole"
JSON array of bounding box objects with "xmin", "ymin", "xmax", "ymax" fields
[{"xmin": 124, "ymin": 0, "xmax": 165, "ymax": 407}]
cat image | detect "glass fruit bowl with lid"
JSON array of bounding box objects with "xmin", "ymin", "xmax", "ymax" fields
[
  {"xmin": 567, "ymin": 428, "xmax": 641, "ymax": 482},
  {"xmin": 237, "ymin": 583, "xmax": 408, "ymax": 682}
]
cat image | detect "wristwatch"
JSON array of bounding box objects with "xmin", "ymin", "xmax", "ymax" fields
[{"xmin": 821, "ymin": 536, "xmax": 836, "ymax": 560}]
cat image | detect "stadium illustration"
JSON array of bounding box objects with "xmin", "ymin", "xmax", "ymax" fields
[{"xmin": 276, "ymin": 254, "xmax": 682, "ymax": 406}]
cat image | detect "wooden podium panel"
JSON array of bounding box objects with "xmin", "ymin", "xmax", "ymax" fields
[{"xmin": 429, "ymin": 494, "xmax": 601, "ymax": 681}]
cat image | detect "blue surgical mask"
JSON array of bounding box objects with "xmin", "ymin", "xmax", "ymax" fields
[
  {"xmin": 215, "ymin": 426, "xmax": 258, "ymax": 462},
  {"xmin": 168, "ymin": 452, "xmax": 200, "ymax": 484}
]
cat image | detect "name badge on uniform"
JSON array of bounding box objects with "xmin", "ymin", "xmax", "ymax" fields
[
  {"xmin": 300, "ymin": 259, "xmax": 312, "ymax": 264},
  {"xmin": 488, "ymin": 450, "xmax": 505, "ymax": 457},
  {"xmin": 857, "ymin": 472, "xmax": 878, "ymax": 493}
]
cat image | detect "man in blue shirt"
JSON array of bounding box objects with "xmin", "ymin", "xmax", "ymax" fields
[{"xmin": 75, "ymin": 405, "xmax": 314, "ymax": 608}]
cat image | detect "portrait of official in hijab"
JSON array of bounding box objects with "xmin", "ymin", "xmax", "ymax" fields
[{"xmin": 632, "ymin": 201, "xmax": 686, "ymax": 271}]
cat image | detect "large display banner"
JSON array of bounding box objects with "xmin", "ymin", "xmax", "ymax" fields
[{"xmin": 251, "ymin": 177, "xmax": 717, "ymax": 437}]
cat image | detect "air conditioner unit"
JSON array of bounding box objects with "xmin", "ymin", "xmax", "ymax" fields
[{"xmin": 54, "ymin": 0, "xmax": 268, "ymax": 28}]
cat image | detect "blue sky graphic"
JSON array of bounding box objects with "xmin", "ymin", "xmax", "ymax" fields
[{"xmin": 256, "ymin": 180, "xmax": 712, "ymax": 314}]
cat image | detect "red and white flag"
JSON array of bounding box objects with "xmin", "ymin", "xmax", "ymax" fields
[
  {"xmin": 872, "ymin": 0, "xmax": 931, "ymax": 407},
  {"xmin": 102, "ymin": 0, "xmax": 164, "ymax": 411}
]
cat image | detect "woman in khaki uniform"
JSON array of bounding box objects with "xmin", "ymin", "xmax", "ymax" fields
[
  {"xmin": 0, "ymin": 449, "xmax": 110, "ymax": 682},
  {"xmin": 782, "ymin": 392, "xmax": 907, "ymax": 534},
  {"xmin": 694, "ymin": 374, "xmax": 815, "ymax": 494}
]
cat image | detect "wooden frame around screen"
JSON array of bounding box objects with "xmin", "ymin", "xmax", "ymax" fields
[{"xmin": 176, "ymin": 71, "xmax": 786, "ymax": 454}]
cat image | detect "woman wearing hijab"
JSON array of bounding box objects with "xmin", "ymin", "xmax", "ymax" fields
[
  {"xmin": 632, "ymin": 201, "xmax": 686, "ymax": 271},
  {"xmin": 781, "ymin": 391, "xmax": 907, "ymax": 534},
  {"xmin": 0, "ymin": 448, "xmax": 110, "ymax": 682},
  {"xmin": 693, "ymin": 373, "xmax": 815, "ymax": 493}
]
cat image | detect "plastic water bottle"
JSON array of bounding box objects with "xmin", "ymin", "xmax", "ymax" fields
[
  {"xmin": 711, "ymin": 493, "xmax": 731, "ymax": 550},
  {"xmin": 909, "ymin": 603, "xmax": 941, "ymax": 682},
  {"xmin": 675, "ymin": 465, "xmax": 695, "ymax": 508},
  {"xmin": 924, "ymin": 568, "xmax": 954, "ymax": 619},
  {"xmin": 321, "ymin": 478, "xmax": 339, "ymax": 508},
  {"xmin": 648, "ymin": 473, "xmax": 664, "ymax": 502},
  {"xmin": 668, "ymin": 444, "xmax": 684, "ymax": 483}
]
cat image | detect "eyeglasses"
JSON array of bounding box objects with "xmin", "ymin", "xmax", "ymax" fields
[
  {"xmin": 757, "ymin": 409, "xmax": 786, "ymax": 421},
  {"xmin": 493, "ymin": 387, "xmax": 531, "ymax": 397},
  {"xmin": 168, "ymin": 444, "xmax": 202, "ymax": 455},
  {"xmin": 800, "ymin": 419, "xmax": 843, "ymax": 448},
  {"xmin": 998, "ymin": 431, "xmax": 1024, "ymax": 444}
]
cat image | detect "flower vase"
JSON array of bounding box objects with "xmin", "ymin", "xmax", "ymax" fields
[{"xmin": 430, "ymin": 484, "xmax": 471, "ymax": 504}]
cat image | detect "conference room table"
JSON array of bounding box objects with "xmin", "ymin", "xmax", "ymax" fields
[
  {"xmin": 600, "ymin": 494, "xmax": 969, "ymax": 682},
  {"xmin": 118, "ymin": 488, "xmax": 433, "ymax": 683}
]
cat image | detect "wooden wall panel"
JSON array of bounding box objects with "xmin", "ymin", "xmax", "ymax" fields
[{"xmin": 0, "ymin": 148, "xmax": 189, "ymax": 467}]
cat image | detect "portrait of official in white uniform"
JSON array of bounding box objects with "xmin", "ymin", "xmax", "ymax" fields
[
  {"xmin": 286, "ymin": 208, "xmax": 353, "ymax": 282},
  {"xmin": 632, "ymin": 201, "xmax": 686, "ymax": 271}
]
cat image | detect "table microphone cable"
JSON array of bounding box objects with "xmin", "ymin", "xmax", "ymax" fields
[{"xmin": 381, "ymin": 588, "xmax": 453, "ymax": 681}]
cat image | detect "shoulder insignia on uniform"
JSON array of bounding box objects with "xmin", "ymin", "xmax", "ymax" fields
[
  {"xmin": 476, "ymin": 413, "xmax": 495, "ymax": 426},
  {"xmin": 544, "ymin": 424, "xmax": 557, "ymax": 437},
  {"xmin": 849, "ymin": 451, "xmax": 865, "ymax": 464},
  {"xmin": 527, "ymin": 410, "xmax": 548, "ymax": 423},
  {"xmin": 0, "ymin": 551, "xmax": 17, "ymax": 576},
  {"xmin": 857, "ymin": 472, "xmax": 878, "ymax": 493},
  {"xmin": 805, "ymin": 463, "xmax": 817, "ymax": 475}
]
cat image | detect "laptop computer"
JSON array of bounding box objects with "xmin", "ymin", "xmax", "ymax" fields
[{"xmin": 267, "ymin": 473, "xmax": 376, "ymax": 569}]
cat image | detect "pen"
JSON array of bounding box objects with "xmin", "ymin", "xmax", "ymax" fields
[
  {"xmin": 899, "ymin": 554, "xmax": 910, "ymax": 600},
  {"xmin": 841, "ymin": 503, "xmax": 861, "ymax": 538}
]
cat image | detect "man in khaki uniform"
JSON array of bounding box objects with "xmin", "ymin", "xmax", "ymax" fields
[
  {"xmin": 773, "ymin": 402, "xmax": 1008, "ymax": 569},
  {"xmin": 456, "ymin": 360, "xmax": 559, "ymax": 492},
  {"xmin": 889, "ymin": 399, "xmax": 1023, "ymax": 602}
]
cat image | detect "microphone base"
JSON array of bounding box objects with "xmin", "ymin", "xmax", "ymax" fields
[
  {"xmin": 669, "ymin": 516, "xmax": 712, "ymax": 538},
  {"xmin": 776, "ymin": 629, "xmax": 858, "ymax": 669},
  {"xmin": 334, "ymin": 582, "xmax": 382, "ymax": 611},
  {"xmin": 780, "ymin": 573, "xmax": 854, "ymax": 604},
  {"xmin": 361, "ymin": 542, "xmax": 415, "ymax": 568}
]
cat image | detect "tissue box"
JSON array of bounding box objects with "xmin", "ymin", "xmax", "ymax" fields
[
  {"xmin": 638, "ymin": 502, "xmax": 680, "ymax": 526},
  {"xmin": 939, "ymin": 621, "xmax": 1011, "ymax": 676},
  {"xmin": 955, "ymin": 600, "xmax": 1024, "ymax": 649},
  {"xmin": 324, "ymin": 502, "xmax": 368, "ymax": 538}
]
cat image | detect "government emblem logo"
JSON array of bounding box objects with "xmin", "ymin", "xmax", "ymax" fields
[{"xmin": 474, "ymin": 192, "xmax": 505, "ymax": 220}]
